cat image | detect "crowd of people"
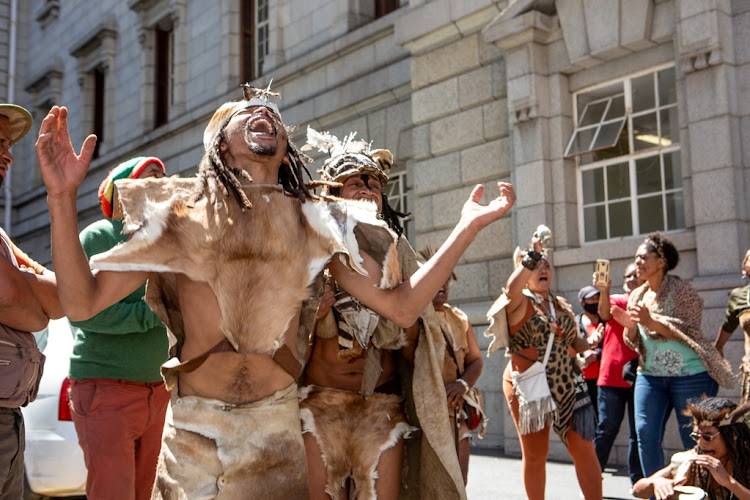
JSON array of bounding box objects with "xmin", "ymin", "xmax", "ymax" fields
[{"xmin": 1, "ymin": 83, "xmax": 749, "ymax": 500}]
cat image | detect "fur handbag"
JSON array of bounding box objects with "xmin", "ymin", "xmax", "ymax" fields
[{"xmin": 511, "ymin": 330, "xmax": 558, "ymax": 435}]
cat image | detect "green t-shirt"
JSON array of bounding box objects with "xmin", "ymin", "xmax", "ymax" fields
[
  {"xmin": 720, "ymin": 284, "xmax": 750, "ymax": 333},
  {"xmin": 69, "ymin": 218, "xmax": 169, "ymax": 382}
]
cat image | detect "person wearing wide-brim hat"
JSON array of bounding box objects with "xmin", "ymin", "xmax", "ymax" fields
[{"xmin": 0, "ymin": 102, "xmax": 61, "ymax": 498}]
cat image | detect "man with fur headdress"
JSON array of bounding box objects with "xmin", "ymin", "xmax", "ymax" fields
[
  {"xmin": 299, "ymin": 128, "xmax": 472, "ymax": 500},
  {"xmin": 36, "ymin": 86, "xmax": 515, "ymax": 498},
  {"xmin": 299, "ymin": 128, "xmax": 418, "ymax": 500}
]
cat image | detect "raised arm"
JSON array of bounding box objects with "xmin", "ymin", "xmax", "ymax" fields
[
  {"xmin": 329, "ymin": 183, "xmax": 515, "ymax": 328},
  {"xmin": 503, "ymin": 234, "xmax": 544, "ymax": 323},
  {"xmin": 596, "ymin": 277, "xmax": 612, "ymax": 321},
  {"xmin": 36, "ymin": 106, "xmax": 146, "ymax": 320}
]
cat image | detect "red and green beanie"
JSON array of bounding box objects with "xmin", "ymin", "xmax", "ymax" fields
[{"xmin": 98, "ymin": 156, "xmax": 166, "ymax": 218}]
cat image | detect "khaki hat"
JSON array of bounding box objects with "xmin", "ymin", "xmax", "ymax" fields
[{"xmin": 0, "ymin": 104, "xmax": 32, "ymax": 145}]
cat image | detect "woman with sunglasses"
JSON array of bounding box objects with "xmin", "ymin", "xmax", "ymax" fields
[
  {"xmin": 612, "ymin": 233, "xmax": 735, "ymax": 478},
  {"xmin": 632, "ymin": 397, "xmax": 750, "ymax": 500}
]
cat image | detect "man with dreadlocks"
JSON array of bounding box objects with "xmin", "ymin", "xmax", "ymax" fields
[{"xmin": 35, "ymin": 85, "xmax": 515, "ymax": 498}]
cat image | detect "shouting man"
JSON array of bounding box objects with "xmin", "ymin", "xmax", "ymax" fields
[{"xmin": 36, "ymin": 86, "xmax": 515, "ymax": 498}]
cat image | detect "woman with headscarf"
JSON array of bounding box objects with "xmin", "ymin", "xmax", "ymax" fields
[
  {"xmin": 500, "ymin": 229, "xmax": 602, "ymax": 500},
  {"xmin": 612, "ymin": 232, "xmax": 735, "ymax": 478},
  {"xmin": 632, "ymin": 397, "xmax": 750, "ymax": 500}
]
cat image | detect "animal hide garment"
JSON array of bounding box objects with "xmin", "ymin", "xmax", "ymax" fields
[{"xmin": 90, "ymin": 177, "xmax": 398, "ymax": 361}]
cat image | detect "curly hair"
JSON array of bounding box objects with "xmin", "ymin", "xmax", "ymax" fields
[
  {"xmin": 684, "ymin": 397, "xmax": 750, "ymax": 490},
  {"xmin": 191, "ymin": 114, "xmax": 314, "ymax": 210},
  {"xmin": 643, "ymin": 231, "xmax": 679, "ymax": 271}
]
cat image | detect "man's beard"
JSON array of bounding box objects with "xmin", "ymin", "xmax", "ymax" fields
[{"xmin": 248, "ymin": 141, "xmax": 278, "ymax": 157}]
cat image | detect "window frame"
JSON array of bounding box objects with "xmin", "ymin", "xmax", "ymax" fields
[
  {"xmin": 573, "ymin": 63, "xmax": 683, "ymax": 244},
  {"xmin": 383, "ymin": 170, "xmax": 411, "ymax": 238},
  {"xmin": 241, "ymin": 0, "xmax": 269, "ymax": 82},
  {"xmin": 154, "ymin": 26, "xmax": 172, "ymax": 128}
]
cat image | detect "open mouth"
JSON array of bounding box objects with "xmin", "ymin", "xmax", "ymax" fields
[{"xmin": 247, "ymin": 115, "xmax": 276, "ymax": 137}]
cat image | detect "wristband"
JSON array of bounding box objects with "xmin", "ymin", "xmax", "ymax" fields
[
  {"xmin": 456, "ymin": 378, "xmax": 470, "ymax": 392},
  {"xmin": 521, "ymin": 256, "xmax": 538, "ymax": 270},
  {"xmin": 527, "ymin": 249, "xmax": 542, "ymax": 262}
]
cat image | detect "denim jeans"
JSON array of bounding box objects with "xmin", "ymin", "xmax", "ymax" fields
[
  {"xmin": 633, "ymin": 371, "xmax": 718, "ymax": 476},
  {"xmin": 594, "ymin": 385, "xmax": 642, "ymax": 484}
]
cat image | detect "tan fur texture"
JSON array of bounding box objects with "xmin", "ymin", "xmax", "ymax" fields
[
  {"xmin": 152, "ymin": 384, "xmax": 307, "ymax": 499},
  {"xmin": 93, "ymin": 177, "xmax": 397, "ymax": 362},
  {"xmin": 299, "ymin": 385, "xmax": 416, "ymax": 500}
]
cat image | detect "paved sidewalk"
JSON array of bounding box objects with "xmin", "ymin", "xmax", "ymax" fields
[{"xmin": 466, "ymin": 448, "xmax": 635, "ymax": 499}]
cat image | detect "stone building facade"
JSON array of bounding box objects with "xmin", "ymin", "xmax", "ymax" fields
[{"xmin": 1, "ymin": 0, "xmax": 747, "ymax": 465}]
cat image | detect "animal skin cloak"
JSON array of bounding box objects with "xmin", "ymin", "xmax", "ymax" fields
[
  {"xmin": 91, "ymin": 177, "xmax": 399, "ymax": 372},
  {"xmin": 301, "ymin": 236, "xmax": 466, "ymax": 500},
  {"xmin": 89, "ymin": 177, "xmax": 401, "ymax": 497}
]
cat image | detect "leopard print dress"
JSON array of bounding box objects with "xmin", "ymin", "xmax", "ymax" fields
[{"xmin": 509, "ymin": 295, "xmax": 596, "ymax": 445}]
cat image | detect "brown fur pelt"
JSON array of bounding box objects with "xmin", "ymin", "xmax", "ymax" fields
[
  {"xmin": 95, "ymin": 177, "xmax": 397, "ymax": 366},
  {"xmin": 299, "ymin": 385, "xmax": 416, "ymax": 500}
]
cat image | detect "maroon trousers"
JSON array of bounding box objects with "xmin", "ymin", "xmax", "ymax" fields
[{"xmin": 70, "ymin": 378, "xmax": 170, "ymax": 500}]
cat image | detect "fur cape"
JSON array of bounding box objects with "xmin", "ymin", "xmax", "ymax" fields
[{"xmin": 624, "ymin": 274, "xmax": 735, "ymax": 388}]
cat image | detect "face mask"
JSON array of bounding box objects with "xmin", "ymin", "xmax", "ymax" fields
[{"xmin": 583, "ymin": 303, "xmax": 599, "ymax": 315}]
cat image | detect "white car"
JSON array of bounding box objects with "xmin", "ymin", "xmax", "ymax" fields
[{"xmin": 22, "ymin": 318, "xmax": 87, "ymax": 498}]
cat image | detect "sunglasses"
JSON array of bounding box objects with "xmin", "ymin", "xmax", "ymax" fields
[{"xmin": 690, "ymin": 430, "xmax": 720, "ymax": 442}]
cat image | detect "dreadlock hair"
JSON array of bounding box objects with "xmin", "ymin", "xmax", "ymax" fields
[
  {"xmin": 684, "ymin": 397, "xmax": 750, "ymax": 490},
  {"xmin": 191, "ymin": 116, "xmax": 315, "ymax": 210},
  {"xmin": 279, "ymin": 131, "xmax": 315, "ymax": 204},
  {"xmin": 380, "ymin": 194, "xmax": 408, "ymax": 238}
]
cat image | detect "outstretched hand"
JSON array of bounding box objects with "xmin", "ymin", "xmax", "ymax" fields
[
  {"xmin": 459, "ymin": 182, "xmax": 516, "ymax": 232},
  {"xmin": 35, "ymin": 106, "xmax": 97, "ymax": 197}
]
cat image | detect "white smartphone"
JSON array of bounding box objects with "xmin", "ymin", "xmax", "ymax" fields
[{"xmin": 595, "ymin": 259, "xmax": 610, "ymax": 287}]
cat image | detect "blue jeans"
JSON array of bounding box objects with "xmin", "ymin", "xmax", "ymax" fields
[
  {"xmin": 633, "ymin": 371, "xmax": 718, "ymax": 476},
  {"xmin": 594, "ymin": 385, "xmax": 642, "ymax": 484}
]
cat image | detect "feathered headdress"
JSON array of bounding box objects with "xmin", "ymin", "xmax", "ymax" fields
[{"xmin": 302, "ymin": 126, "xmax": 392, "ymax": 186}]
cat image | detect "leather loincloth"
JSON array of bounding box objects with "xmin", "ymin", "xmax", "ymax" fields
[
  {"xmin": 298, "ymin": 385, "xmax": 417, "ymax": 500},
  {"xmin": 152, "ymin": 383, "xmax": 308, "ymax": 499}
]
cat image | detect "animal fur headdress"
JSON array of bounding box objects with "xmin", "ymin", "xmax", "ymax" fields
[
  {"xmin": 302, "ymin": 127, "xmax": 392, "ymax": 186},
  {"xmin": 202, "ymin": 81, "xmax": 283, "ymax": 152},
  {"xmin": 686, "ymin": 398, "xmax": 750, "ymax": 428}
]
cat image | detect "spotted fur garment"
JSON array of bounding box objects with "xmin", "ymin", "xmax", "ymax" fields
[{"xmin": 509, "ymin": 296, "xmax": 596, "ymax": 446}]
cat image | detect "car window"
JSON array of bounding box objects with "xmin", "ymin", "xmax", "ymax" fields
[{"xmin": 31, "ymin": 328, "xmax": 49, "ymax": 352}]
